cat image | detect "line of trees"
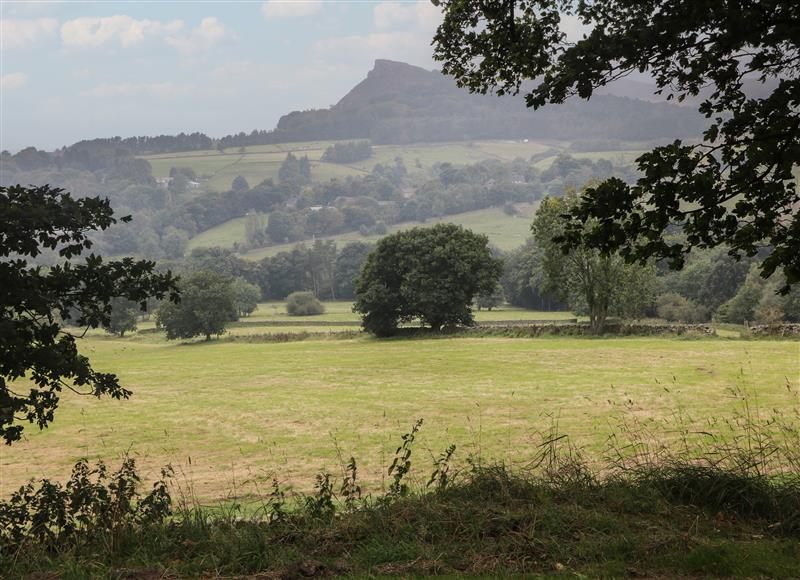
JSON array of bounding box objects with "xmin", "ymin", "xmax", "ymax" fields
[{"xmin": 321, "ymin": 141, "xmax": 373, "ymax": 163}]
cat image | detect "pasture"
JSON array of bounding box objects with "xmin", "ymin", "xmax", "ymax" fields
[
  {"xmin": 2, "ymin": 304, "xmax": 797, "ymax": 502},
  {"xmin": 237, "ymin": 204, "xmax": 538, "ymax": 259},
  {"xmin": 142, "ymin": 139, "xmax": 556, "ymax": 192}
]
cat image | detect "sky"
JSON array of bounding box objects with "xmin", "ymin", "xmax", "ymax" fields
[{"xmin": 1, "ymin": 0, "xmax": 452, "ymax": 151}]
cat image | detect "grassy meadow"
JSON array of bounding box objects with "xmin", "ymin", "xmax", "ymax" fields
[
  {"xmin": 143, "ymin": 139, "xmax": 560, "ymax": 192},
  {"xmin": 187, "ymin": 205, "xmax": 538, "ymax": 256},
  {"xmin": 236, "ymin": 204, "xmax": 538, "ymax": 259},
  {"xmin": 2, "ymin": 302, "xmax": 797, "ymax": 503}
]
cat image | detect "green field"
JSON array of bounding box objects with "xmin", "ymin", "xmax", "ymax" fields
[
  {"xmin": 165, "ymin": 137, "xmax": 649, "ymax": 256},
  {"xmin": 2, "ymin": 313, "xmax": 796, "ymax": 501},
  {"xmin": 142, "ymin": 139, "xmax": 563, "ymax": 192},
  {"xmin": 236, "ymin": 204, "xmax": 537, "ymax": 259},
  {"xmin": 186, "ymin": 216, "xmax": 250, "ymax": 251}
]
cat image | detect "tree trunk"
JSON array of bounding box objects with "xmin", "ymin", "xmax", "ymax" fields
[{"xmin": 590, "ymin": 307, "xmax": 607, "ymax": 334}]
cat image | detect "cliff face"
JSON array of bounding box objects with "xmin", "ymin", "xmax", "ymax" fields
[{"xmin": 273, "ymin": 59, "xmax": 702, "ymax": 145}]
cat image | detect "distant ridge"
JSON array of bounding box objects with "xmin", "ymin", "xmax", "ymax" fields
[
  {"xmin": 267, "ymin": 59, "xmax": 702, "ymax": 145},
  {"xmin": 28, "ymin": 59, "xmax": 703, "ymax": 155}
]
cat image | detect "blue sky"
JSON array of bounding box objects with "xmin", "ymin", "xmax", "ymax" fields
[{"xmin": 1, "ymin": 1, "xmax": 447, "ymax": 151}]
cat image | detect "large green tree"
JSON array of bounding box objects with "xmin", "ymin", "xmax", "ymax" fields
[
  {"xmin": 0, "ymin": 185, "xmax": 178, "ymax": 444},
  {"xmin": 334, "ymin": 242, "xmax": 374, "ymax": 299},
  {"xmin": 231, "ymin": 276, "xmax": 261, "ymax": 317},
  {"xmin": 354, "ymin": 224, "xmax": 503, "ymax": 336},
  {"xmin": 432, "ymin": 0, "xmax": 799, "ymax": 289},
  {"xmin": 156, "ymin": 271, "xmax": 236, "ymax": 341},
  {"xmin": 103, "ymin": 297, "xmax": 140, "ymax": 337},
  {"xmin": 532, "ymin": 192, "xmax": 656, "ymax": 332}
]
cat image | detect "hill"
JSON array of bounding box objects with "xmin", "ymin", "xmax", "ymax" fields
[
  {"xmin": 268, "ymin": 59, "xmax": 701, "ymax": 145},
  {"xmin": 224, "ymin": 204, "xmax": 539, "ymax": 260},
  {"xmin": 143, "ymin": 139, "xmax": 560, "ymax": 191}
]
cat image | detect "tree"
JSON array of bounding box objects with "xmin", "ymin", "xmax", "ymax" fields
[
  {"xmin": 476, "ymin": 285, "xmax": 504, "ymax": 310},
  {"xmin": 322, "ymin": 141, "xmax": 373, "ymax": 163},
  {"xmin": 156, "ymin": 271, "xmax": 236, "ymax": 340},
  {"xmin": 244, "ymin": 210, "xmax": 266, "ymax": 246},
  {"xmin": 170, "ymin": 166, "xmax": 197, "ymax": 181},
  {"xmin": 286, "ymin": 291, "xmax": 325, "ymax": 316},
  {"xmin": 306, "ymin": 240, "xmax": 338, "ymax": 299},
  {"xmin": 278, "ymin": 153, "xmax": 312, "ymax": 189},
  {"xmin": 714, "ymin": 262, "xmax": 772, "ymax": 324},
  {"xmin": 655, "ymin": 293, "xmax": 709, "ymax": 323},
  {"xmin": 231, "ymin": 175, "xmax": 250, "ymax": 192},
  {"xmin": 354, "ymin": 224, "xmax": 503, "ymax": 336},
  {"xmin": 0, "ymin": 184, "xmax": 178, "ymax": 444},
  {"xmin": 432, "ymin": 0, "xmax": 799, "ymax": 289},
  {"xmin": 532, "ymin": 192, "xmax": 656, "ymax": 333},
  {"xmin": 104, "ymin": 297, "xmax": 139, "ymax": 337},
  {"xmin": 500, "ymin": 238, "xmax": 565, "ymax": 310},
  {"xmin": 168, "ymin": 173, "xmax": 189, "ymax": 196},
  {"xmin": 659, "ymin": 246, "xmax": 754, "ymax": 314},
  {"xmin": 335, "ymin": 242, "xmax": 374, "ymax": 299},
  {"xmin": 161, "ymin": 227, "xmax": 189, "ymax": 260},
  {"xmin": 266, "ymin": 210, "xmax": 304, "ymax": 244},
  {"xmin": 231, "ymin": 277, "xmax": 261, "ymax": 317}
]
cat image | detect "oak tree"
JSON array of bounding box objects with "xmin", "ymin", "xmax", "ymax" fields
[{"xmin": 354, "ymin": 224, "xmax": 503, "ymax": 335}]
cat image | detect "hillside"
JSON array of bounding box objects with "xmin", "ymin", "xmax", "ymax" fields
[
  {"xmin": 143, "ymin": 139, "xmax": 558, "ymax": 191},
  {"xmin": 269, "ymin": 59, "xmax": 702, "ymax": 145},
  {"xmin": 192, "ymin": 204, "xmax": 539, "ymax": 259}
]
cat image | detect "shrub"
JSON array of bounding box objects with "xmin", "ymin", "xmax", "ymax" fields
[
  {"xmin": 0, "ymin": 458, "xmax": 172, "ymax": 553},
  {"xmin": 286, "ymin": 291, "xmax": 325, "ymax": 316},
  {"xmin": 656, "ymin": 292, "xmax": 709, "ymax": 323}
]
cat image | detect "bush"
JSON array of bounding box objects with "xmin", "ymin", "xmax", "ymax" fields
[
  {"xmin": 0, "ymin": 458, "xmax": 172, "ymax": 554},
  {"xmin": 286, "ymin": 291, "xmax": 325, "ymax": 316},
  {"xmin": 656, "ymin": 292, "xmax": 709, "ymax": 323}
]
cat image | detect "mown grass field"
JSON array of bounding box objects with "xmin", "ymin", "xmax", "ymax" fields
[
  {"xmin": 235, "ymin": 204, "xmax": 537, "ymax": 259},
  {"xmin": 2, "ymin": 304, "xmax": 796, "ymax": 502}
]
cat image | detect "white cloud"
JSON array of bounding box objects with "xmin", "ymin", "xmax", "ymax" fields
[
  {"xmin": 1, "ymin": 72, "xmax": 29, "ymax": 90},
  {"xmin": 308, "ymin": 2, "xmax": 443, "ymax": 70},
  {"xmin": 60, "ymin": 15, "xmax": 182, "ymax": 48},
  {"xmin": 81, "ymin": 82, "xmax": 190, "ymax": 99},
  {"xmin": 373, "ymin": 2, "xmax": 441, "ymax": 31},
  {"xmin": 0, "ymin": 18, "xmax": 58, "ymax": 49},
  {"xmin": 261, "ymin": 1, "xmax": 323, "ymax": 20},
  {"xmin": 165, "ymin": 16, "xmax": 230, "ymax": 55}
]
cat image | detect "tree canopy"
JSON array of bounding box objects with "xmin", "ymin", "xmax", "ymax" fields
[
  {"xmin": 532, "ymin": 191, "xmax": 656, "ymax": 332},
  {"xmin": 432, "ymin": 0, "xmax": 799, "ymax": 289},
  {"xmin": 103, "ymin": 297, "xmax": 140, "ymax": 337},
  {"xmin": 0, "ymin": 184, "xmax": 178, "ymax": 444},
  {"xmin": 156, "ymin": 271, "xmax": 236, "ymax": 341},
  {"xmin": 354, "ymin": 224, "xmax": 503, "ymax": 336}
]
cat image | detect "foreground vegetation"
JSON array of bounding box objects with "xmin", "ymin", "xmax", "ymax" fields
[{"xmin": 3, "ymin": 401, "xmax": 799, "ymax": 578}]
